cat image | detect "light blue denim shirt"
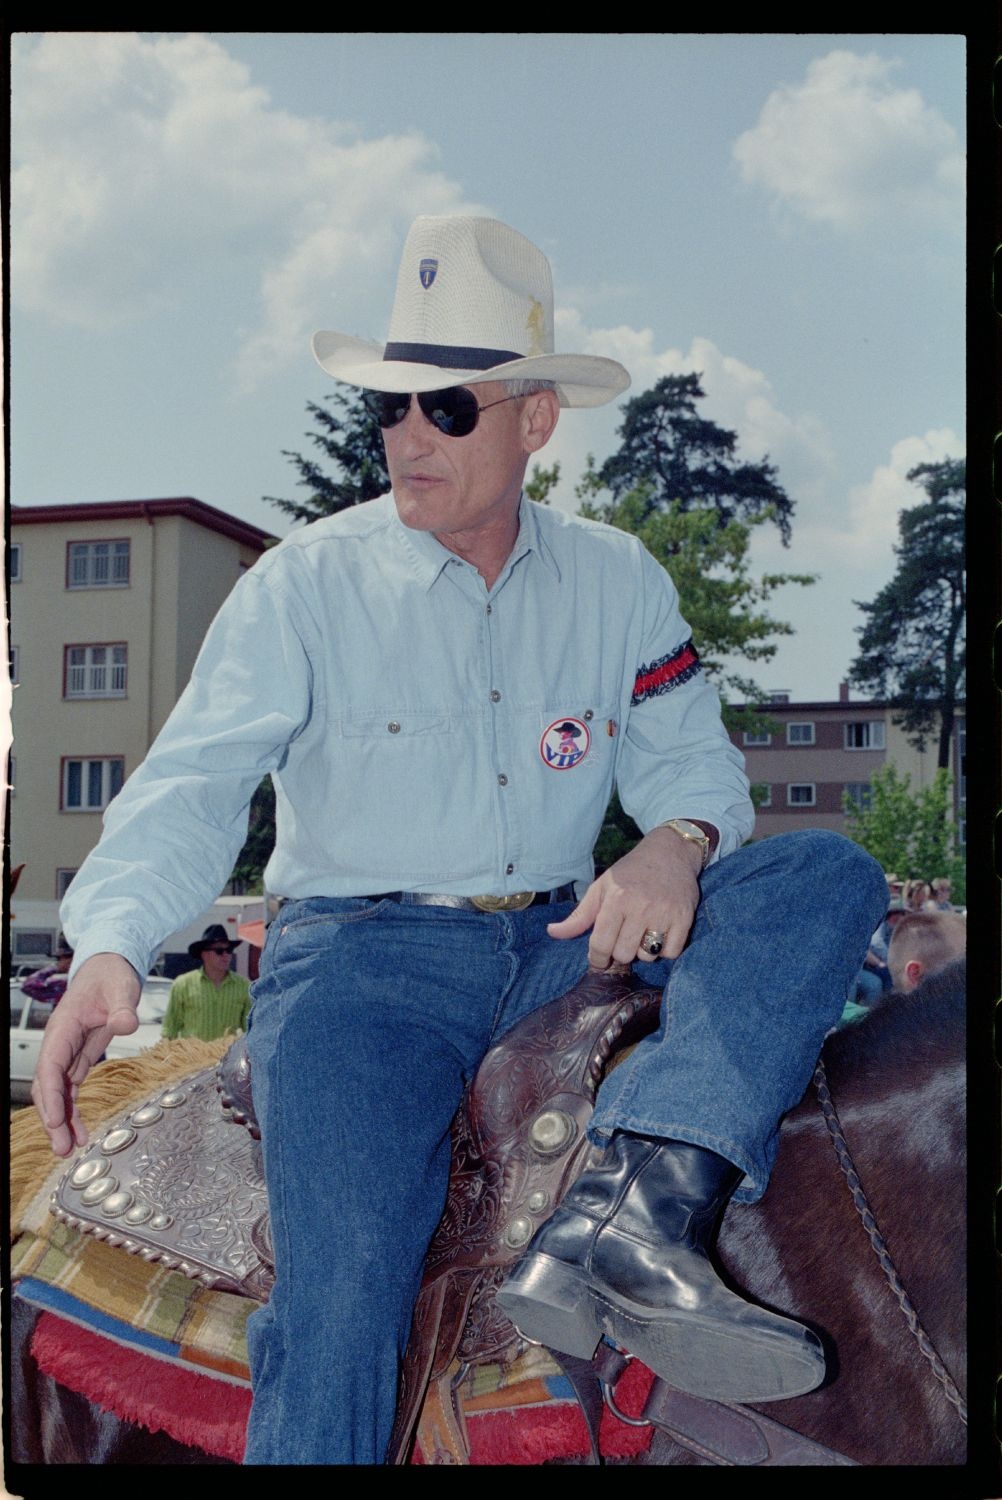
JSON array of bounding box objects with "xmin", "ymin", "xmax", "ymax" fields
[{"xmin": 62, "ymin": 494, "xmax": 753, "ymax": 979}]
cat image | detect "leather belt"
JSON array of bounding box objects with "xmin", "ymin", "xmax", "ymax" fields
[{"xmin": 366, "ymin": 885, "xmax": 576, "ymax": 912}]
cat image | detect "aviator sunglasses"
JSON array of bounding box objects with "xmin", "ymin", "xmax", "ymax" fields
[{"xmin": 367, "ymin": 386, "xmax": 523, "ymax": 438}]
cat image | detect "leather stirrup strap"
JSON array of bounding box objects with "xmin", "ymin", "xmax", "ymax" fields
[
  {"xmin": 641, "ymin": 1379, "xmax": 858, "ymax": 1466},
  {"xmin": 387, "ymin": 1271, "xmax": 481, "ymax": 1464},
  {"xmin": 546, "ymin": 1350, "xmax": 608, "ymax": 1465},
  {"xmin": 412, "ymin": 1364, "xmax": 472, "ymax": 1464},
  {"xmin": 387, "ymin": 967, "xmax": 662, "ymax": 1464}
]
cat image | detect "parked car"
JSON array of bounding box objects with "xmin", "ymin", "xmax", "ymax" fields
[{"xmin": 10, "ymin": 976, "xmax": 173, "ymax": 1105}]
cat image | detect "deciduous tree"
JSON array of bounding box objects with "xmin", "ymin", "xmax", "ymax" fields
[
  {"xmin": 228, "ymin": 778, "xmax": 276, "ymax": 894},
  {"xmin": 580, "ymin": 488, "xmax": 815, "ymax": 864},
  {"xmin": 524, "ymin": 461, "xmax": 560, "ymax": 505},
  {"xmin": 841, "ymin": 764, "xmax": 964, "ymax": 901},
  {"xmin": 579, "ymin": 486, "xmax": 814, "ymax": 723}
]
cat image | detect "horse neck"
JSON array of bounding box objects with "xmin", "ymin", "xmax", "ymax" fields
[
  {"xmin": 815, "ymin": 1001, "xmax": 966, "ymax": 1361},
  {"xmin": 716, "ymin": 985, "xmax": 966, "ymax": 1464}
]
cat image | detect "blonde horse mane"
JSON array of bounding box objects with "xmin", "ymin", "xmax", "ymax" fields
[{"xmin": 10, "ymin": 1037, "xmax": 232, "ymax": 1238}]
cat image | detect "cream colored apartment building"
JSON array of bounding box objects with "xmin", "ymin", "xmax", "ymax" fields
[
  {"xmin": 9, "ymin": 499, "xmax": 275, "ymax": 937},
  {"xmin": 731, "ymin": 684, "xmax": 966, "ymax": 843}
]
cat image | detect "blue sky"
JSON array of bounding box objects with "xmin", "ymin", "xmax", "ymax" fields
[{"xmin": 11, "ymin": 32, "xmax": 966, "ymax": 701}]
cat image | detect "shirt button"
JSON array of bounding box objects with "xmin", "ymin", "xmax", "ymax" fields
[
  {"xmin": 387, "ymin": 721, "xmax": 401, "ymax": 734},
  {"xmin": 583, "ymin": 709, "xmax": 594, "ymax": 721},
  {"xmin": 506, "ymin": 863, "xmax": 514, "ymax": 875},
  {"xmin": 497, "ymin": 773, "xmax": 508, "ymax": 787},
  {"xmin": 486, "ymin": 604, "xmax": 492, "ymax": 615},
  {"xmin": 490, "ymin": 690, "xmax": 501, "ymax": 703}
]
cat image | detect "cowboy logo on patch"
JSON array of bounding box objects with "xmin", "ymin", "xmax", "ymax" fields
[
  {"xmin": 419, "ymin": 258, "xmax": 438, "ymax": 289},
  {"xmin": 540, "ymin": 717, "xmax": 590, "ymax": 770}
]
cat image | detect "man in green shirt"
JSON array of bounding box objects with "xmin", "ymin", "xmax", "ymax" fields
[{"xmin": 161, "ymin": 924, "xmax": 252, "ymax": 1042}]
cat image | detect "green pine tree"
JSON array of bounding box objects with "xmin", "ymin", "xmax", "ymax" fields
[
  {"xmin": 264, "ymin": 389, "xmax": 389, "ymax": 522},
  {"xmin": 849, "ymin": 459, "xmax": 965, "ymax": 769},
  {"xmin": 595, "ymin": 373, "xmax": 796, "ymax": 545}
]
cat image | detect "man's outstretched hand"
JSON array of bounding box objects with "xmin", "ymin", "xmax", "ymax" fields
[
  {"xmin": 32, "ymin": 953, "xmax": 142, "ymax": 1157},
  {"xmin": 547, "ymin": 823, "xmax": 706, "ymax": 969}
]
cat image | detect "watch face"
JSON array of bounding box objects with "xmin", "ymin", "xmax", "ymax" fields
[{"xmin": 672, "ymin": 820, "xmax": 705, "ymax": 840}]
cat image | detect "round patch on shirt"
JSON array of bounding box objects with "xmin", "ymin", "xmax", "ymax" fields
[{"xmin": 539, "ymin": 717, "xmax": 590, "ymax": 770}]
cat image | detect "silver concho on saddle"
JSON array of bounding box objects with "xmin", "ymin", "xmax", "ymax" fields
[{"xmin": 51, "ymin": 966, "xmax": 663, "ymax": 1462}]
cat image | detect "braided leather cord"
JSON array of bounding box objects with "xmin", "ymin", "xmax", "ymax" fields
[{"xmin": 812, "ymin": 1060, "xmax": 967, "ymax": 1426}]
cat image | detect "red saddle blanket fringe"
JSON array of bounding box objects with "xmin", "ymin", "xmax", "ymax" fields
[
  {"xmin": 31, "ymin": 1310, "xmax": 655, "ymax": 1465},
  {"xmin": 31, "ymin": 1313, "xmax": 252, "ymax": 1464},
  {"xmin": 412, "ymin": 1358, "xmax": 656, "ymax": 1464}
]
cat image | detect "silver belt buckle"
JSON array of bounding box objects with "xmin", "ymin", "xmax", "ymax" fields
[{"xmin": 470, "ymin": 891, "xmax": 536, "ymax": 912}]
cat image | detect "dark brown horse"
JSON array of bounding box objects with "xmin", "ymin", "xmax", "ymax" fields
[
  {"xmin": 642, "ymin": 958, "xmax": 967, "ymax": 1467},
  {"xmin": 8, "ymin": 961, "xmax": 969, "ymax": 1468}
]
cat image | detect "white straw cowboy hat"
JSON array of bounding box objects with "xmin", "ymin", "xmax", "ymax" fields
[{"xmin": 312, "ymin": 215, "xmax": 630, "ymax": 408}]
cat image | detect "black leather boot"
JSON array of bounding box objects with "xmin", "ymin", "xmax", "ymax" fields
[{"xmin": 496, "ymin": 1133, "xmax": 825, "ymax": 1403}]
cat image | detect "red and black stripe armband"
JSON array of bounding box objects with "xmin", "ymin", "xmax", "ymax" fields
[{"xmin": 631, "ymin": 639, "xmax": 702, "ymax": 705}]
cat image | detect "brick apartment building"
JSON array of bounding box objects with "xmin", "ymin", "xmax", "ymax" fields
[{"xmin": 731, "ymin": 684, "xmax": 966, "ymax": 843}]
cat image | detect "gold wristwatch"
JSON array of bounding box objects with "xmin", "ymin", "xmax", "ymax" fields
[{"xmin": 658, "ymin": 818, "xmax": 712, "ymax": 869}]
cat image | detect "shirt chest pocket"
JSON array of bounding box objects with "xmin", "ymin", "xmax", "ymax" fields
[
  {"xmin": 331, "ymin": 707, "xmax": 485, "ymax": 883},
  {"xmin": 338, "ymin": 710, "xmax": 457, "ymax": 741},
  {"xmin": 334, "ymin": 709, "xmax": 467, "ymax": 825},
  {"xmin": 535, "ymin": 704, "xmax": 618, "ymax": 777}
]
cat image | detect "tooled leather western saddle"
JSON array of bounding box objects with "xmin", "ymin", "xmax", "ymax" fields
[{"xmin": 51, "ymin": 965, "xmax": 854, "ymax": 1466}]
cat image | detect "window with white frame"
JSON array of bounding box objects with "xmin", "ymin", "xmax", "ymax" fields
[
  {"xmin": 65, "ymin": 644, "xmax": 127, "ymax": 698},
  {"xmin": 743, "ymin": 728, "xmax": 771, "ymax": 746},
  {"xmin": 56, "ymin": 868, "xmax": 79, "ymax": 899},
  {"xmin": 843, "ymin": 782, "xmax": 873, "ymax": 811},
  {"xmin": 844, "ymin": 721, "xmax": 885, "ymax": 751},
  {"xmin": 786, "ymin": 722, "xmax": 815, "ymax": 746},
  {"xmin": 67, "ymin": 540, "xmax": 130, "ymax": 589},
  {"xmin": 752, "ymin": 783, "xmax": 772, "ymax": 808},
  {"xmin": 62, "ymin": 756, "xmax": 125, "ymax": 811},
  {"xmin": 9, "ymin": 646, "xmax": 18, "ymax": 685},
  {"xmin": 10, "ymin": 543, "xmax": 21, "ymax": 582},
  {"xmin": 787, "ymin": 783, "xmax": 816, "ymax": 806}
]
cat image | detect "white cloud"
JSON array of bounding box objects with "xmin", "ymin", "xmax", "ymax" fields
[
  {"xmin": 231, "ymin": 145, "xmax": 477, "ymax": 392},
  {"xmin": 550, "ymin": 311, "xmax": 835, "ymax": 515},
  {"xmin": 842, "ymin": 428, "xmax": 964, "ymax": 553},
  {"xmin": 542, "ymin": 313, "xmax": 963, "ymax": 632},
  {"xmin": 733, "ymin": 50, "xmax": 964, "ymax": 231},
  {"xmin": 739, "ymin": 427, "xmax": 965, "ymax": 696},
  {"xmin": 11, "ymin": 33, "xmax": 482, "ymax": 387},
  {"xmin": 765, "ymin": 427, "xmax": 964, "ymax": 574}
]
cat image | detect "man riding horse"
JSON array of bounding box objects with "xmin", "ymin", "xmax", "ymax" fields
[{"xmin": 35, "ymin": 214, "xmax": 887, "ymax": 1465}]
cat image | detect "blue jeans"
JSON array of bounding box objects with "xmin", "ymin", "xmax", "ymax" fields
[
  {"xmin": 854, "ymin": 966, "xmax": 887, "ymax": 1004},
  {"xmin": 243, "ymin": 829, "xmax": 886, "ymax": 1464}
]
